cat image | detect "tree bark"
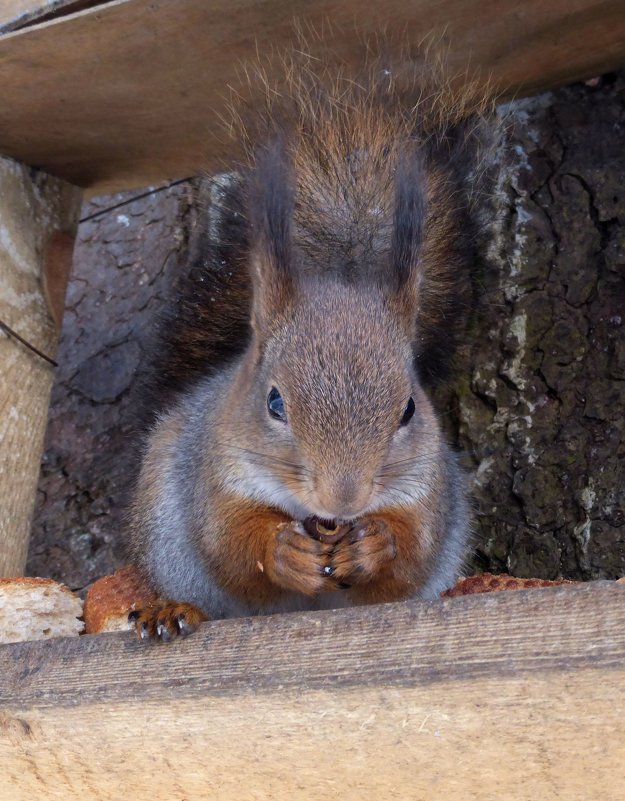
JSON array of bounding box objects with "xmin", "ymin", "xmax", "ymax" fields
[{"xmin": 445, "ymin": 74, "xmax": 625, "ymax": 580}]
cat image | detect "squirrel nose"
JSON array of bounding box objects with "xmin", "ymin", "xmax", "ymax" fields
[{"xmin": 314, "ymin": 474, "xmax": 372, "ymax": 519}]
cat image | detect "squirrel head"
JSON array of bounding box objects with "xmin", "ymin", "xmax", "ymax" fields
[
  {"xmin": 250, "ymin": 283, "xmax": 437, "ymax": 521},
  {"xmin": 225, "ymin": 136, "xmax": 444, "ymax": 521}
]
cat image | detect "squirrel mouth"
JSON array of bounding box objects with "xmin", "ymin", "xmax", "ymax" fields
[{"xmin": 302, "ymin": 516, "xmax": 351, "ymax": 544}]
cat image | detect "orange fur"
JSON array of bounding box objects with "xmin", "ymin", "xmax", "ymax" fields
[
  {"xmin": 333, "ymin": 507, "xmax": 432, "ymax": 604},
  {"xmin": 208, "ymin": 496, "xmax": 337, "ymax": 605},
  {"xmin": 208, "ymin": 497, "xmax": 434, "ymax": 607}
]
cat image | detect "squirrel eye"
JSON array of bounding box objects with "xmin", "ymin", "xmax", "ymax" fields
[
  {"xmin": 267, "ymin": 386, "xmax": 287, "ymax": 422},
  {"xmin": 400, "ymin": 397, "xmax": 415, "ymax": 427}
]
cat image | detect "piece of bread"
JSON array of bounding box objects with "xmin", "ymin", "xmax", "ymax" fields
[
  {"xmin": 0, "ymin": 577, "xmax": 83, "ymax": 645},
  {"xmin": 442, "ymin": 572, "xmax": 577, "ymax": 597},
  {"xmin": 83, "ymin": 565, "xmax": 158, "ymax": 634}
]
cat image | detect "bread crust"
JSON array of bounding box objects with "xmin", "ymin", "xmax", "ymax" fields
[
  {"xmin": 84, "ymin": 566, "xmax": 158, "ymax": 634},
  {"xmin": 0, "ymin": 576, "xmax": 76, "ymax": 592},
  {"xmin": 442, "ymin": 572, "xmax": 577, "ymax": 597}
]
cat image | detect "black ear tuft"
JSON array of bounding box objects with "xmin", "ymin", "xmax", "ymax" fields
[
  {"xmin": 248, "ymin": 138, "xmax": 294, "ymax": 273},
  {"xmin": 391, "ymin": 148, "xmax": 427, "ymax": 289},
  {"xmin": 245, "ymin": 138, "xmax": 296, "ymax": 332}
]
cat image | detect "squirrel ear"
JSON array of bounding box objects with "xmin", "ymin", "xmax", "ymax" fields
[
  {"xmin": 389, "ymin": 148, "xmax": 427, "ymax": 334},
  {"xmin": 247, "ymin": 140, "xmax": 296, "ymax": 333}
]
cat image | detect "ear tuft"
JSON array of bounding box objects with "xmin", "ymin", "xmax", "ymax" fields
[
  {"xmin": 388, "ymin": 147, "xmax": 427, "ymax": 335},
  {"xmin": 391, "ymin": 147, "xmax": 427, "ymax": 290},
  {"xmin": 246, "ymin": 138, "xmax": 295, "ymax": 331}
]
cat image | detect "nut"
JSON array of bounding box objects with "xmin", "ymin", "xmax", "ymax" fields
[{"xmin": 302, "ymin": 516, "xmax": 351, "ymax": 544}]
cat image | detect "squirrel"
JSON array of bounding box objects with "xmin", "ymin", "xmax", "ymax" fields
[{"xmin": 126, "ymin": 48, "xmax": 498, "ymax": 641}]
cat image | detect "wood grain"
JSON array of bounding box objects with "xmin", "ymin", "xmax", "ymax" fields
[
  {"xmin": 0, "ymin": 0, "xmax": 624, "ymax": 193},
  {"xmin": 0, "ymin": 158, "xmax": 81, "ymax": 576},
  {"xmin": 0, "ymin": 583, "xmax": 624, "ymax": 799}
]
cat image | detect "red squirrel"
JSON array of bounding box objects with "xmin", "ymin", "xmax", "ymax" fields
[{"xmin": 127, "ymin": 50, "xmax": 497, "ymax": 640}]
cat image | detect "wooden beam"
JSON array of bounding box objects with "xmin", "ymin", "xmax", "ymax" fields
[
  {"xmin": 1, "ymin": 583, "xmax": 624, "ymax": 799},
  {"xmin": 0, "ymin": 158, "xmax": 81, "ymax": 577},
  {"xmin": 0, "ymin": 0, "xmax": 624, "ymax": 194}
]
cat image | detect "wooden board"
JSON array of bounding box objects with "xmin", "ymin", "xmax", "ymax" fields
[
  {"xmin": 1, "ymin": 583, "xmax": 624, "ymax": 799},
  {"xmin": 0, "ymin": 158, "xmax": 82, "ymax": 577},
  {"xmin": 0, "ymin": 0, "xmax": 624, "ymax": 194}
]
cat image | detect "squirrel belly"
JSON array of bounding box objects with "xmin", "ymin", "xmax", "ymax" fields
[{"xmin": 127, "ymin": 49, "xmax": 496, "ymax": 629}]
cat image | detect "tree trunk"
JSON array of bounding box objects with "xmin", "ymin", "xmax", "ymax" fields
[{"xmin": 445, "ymin": 75, "xmax": 625, "ymax": 580}]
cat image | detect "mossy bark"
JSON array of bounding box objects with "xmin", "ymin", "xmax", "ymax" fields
[{"xmin": 444, "ymin": 74, "xmax": 625, "ymax": 580}]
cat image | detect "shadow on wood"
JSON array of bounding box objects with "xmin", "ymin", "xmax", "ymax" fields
[{"xmin": 0, "ymin": 0, "xmax": 624, "ymax": 193}]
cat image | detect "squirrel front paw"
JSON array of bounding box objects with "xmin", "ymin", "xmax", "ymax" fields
[
  {"xmin": 264, "ymin": 523, "xmax": 335, "ymax": 595},
  {"xmin": 129, "ymin": 601, "xmax": 208, "ymax": 642},
  {"xmin": 330, "ymin": 518, "xmax": 397, "ymax": 585}
]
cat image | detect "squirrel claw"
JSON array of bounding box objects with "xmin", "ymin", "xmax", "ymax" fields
[{"xmin": 129, "ymin": 602, "xmax": 208, "ymax": 643}]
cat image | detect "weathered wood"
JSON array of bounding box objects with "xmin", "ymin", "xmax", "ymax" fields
[
  {"xmin": 0, "ymin": 0, "xmax": 624, "ymax": 193},
  {"xmin": 0, "ymin": 158, "xmax": 81, "ymax": 577},
  {"xmin": 0, "ymin": 583, "xmax": 624, "ymax": 800}
]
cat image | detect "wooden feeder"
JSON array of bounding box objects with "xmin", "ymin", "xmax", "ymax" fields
[{"xmin": 0, "ymin": 1, "xmax": 624, "ymax": 798}]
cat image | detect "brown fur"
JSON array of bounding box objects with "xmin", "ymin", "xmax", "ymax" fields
[
  {"xmin": 207, "ymin": 496, "xmax": 327, "ymax": 605},
  {"xmin": 140, "ymin": 43, "xmax": 497, "ymax": 423},
  {"xmin": 207, "ymin": 498, "xmax": 434, "ymax": 607},
  {"xmin": 234, "ymin": 50, "xmax": 496, "ymax": 381},
  {"xmin": 127, "ymin": 41, "xmax": 499, "ymax": 631},
  {"xmin": 335, "ymin": 509, "xmax": 433, "ymax": 604}
]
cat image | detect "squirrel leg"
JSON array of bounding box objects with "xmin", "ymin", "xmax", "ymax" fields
[
  {"xmin": 207, "ymin": 499, "xmax": 338, "ymax": 605},
  {"xmin": 330, "ymin": 509, "xmax": 428, "ymax": 603},
  {"xmin": 264, "ymin": 523, "xmax": 336, "ymax": 596},
  {"xmin": 330, "ymin": 517, "xmax": 397, "ymax": 585},
  {"xmin": 129, "ymin": 602, "xmax": 208, "ymax": 643}
]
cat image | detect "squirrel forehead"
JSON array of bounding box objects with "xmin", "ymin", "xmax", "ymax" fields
[
  {"xmin": 290, "ymin": 288, "xmax": 403, "ymax": 345},
  {"xmin": 270, "ymin": 289, "xmax": 412, "ymax": 393}
]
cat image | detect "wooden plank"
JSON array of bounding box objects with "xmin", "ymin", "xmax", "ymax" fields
[
  {"xmin": 0, "ymin": 0, "xmax": 624, "ymax": 194},
  {"xmin": 0, "ymin": 583, "xmax": 624, "ymax": 799},
  {"xmin": 0, "ymin": 158, "xmax": 81, "ymax": 576}
]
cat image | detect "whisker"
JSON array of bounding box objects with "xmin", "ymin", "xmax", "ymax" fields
[
  {"xmin": 378, "ymin": 460, "xmax": 443, "ymax": 477},
  {"xmin": 380, "ymin": 450, "xmax": 442, "ymax": 470},
  {"xmin": 216, "ymin": 440, "xmax": 313, "ymax": 475}
]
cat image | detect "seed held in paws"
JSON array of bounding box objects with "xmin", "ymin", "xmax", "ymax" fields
[{"xmin": 303, "ymin": 516, "xmax": 352, "ymax": 545}]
